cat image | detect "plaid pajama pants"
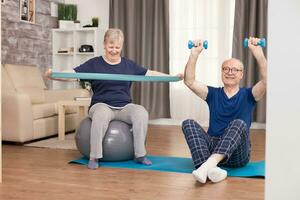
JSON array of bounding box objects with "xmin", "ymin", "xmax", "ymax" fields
[{"xmin": 182, "ymin": 119, "xmax": 251, "ymax": 169}]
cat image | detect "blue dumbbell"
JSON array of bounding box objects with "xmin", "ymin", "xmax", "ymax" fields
[
  {"xmin": 188, "ymin": 40, "xmax": 208, "ymax": 49},
  {"xmin": 244, "ymin": 38, "xmax": 266, "ymax": 48}
]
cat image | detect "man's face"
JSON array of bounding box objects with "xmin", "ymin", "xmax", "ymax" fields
[
  {"xmin": 221, "ymin": 59, "xmax": 244, "ymax": 87},
  {"xmin": 104, "ymin": 40, "xmax": 123, "ymax": 61}
]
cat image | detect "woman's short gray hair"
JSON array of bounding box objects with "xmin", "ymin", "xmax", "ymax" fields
[{"xmin": 104, "ymin": 28, "xmax": 124, "ymax": 44}]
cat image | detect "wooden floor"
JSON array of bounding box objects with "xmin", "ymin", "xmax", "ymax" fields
[{"xmin": 0, "ymin": 125, "xmax": 265, "ymax": 200}]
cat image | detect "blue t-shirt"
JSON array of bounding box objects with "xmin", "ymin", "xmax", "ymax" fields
[
  {"xmin": 74, "ymin": 56, "xmax": 148, "ymax": 108},
  {"xmin": 205, "ymin": 86, "xmax": 257, "ymax": 136}
]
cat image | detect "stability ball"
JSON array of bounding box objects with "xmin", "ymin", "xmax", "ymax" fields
[{"xmin": 75, "ymin": 117, "xmax": 134, "ymax": 161}]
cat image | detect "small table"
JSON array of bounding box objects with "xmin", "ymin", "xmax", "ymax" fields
[{"xmin": 58, "ymin": 100, "xmax": 90, "ymax": 140}]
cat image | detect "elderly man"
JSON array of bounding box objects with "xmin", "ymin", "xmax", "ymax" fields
[{"xmin": 182, "ymin": 37, "xmax": 267, "ymax": 183}]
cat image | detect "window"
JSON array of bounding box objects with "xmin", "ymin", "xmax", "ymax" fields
[{"xmin": 169, "ymin": 0, "xmax": 235, "ymax": 123}]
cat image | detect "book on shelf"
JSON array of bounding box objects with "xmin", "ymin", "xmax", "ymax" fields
[{"xmin": 74, "ymin": 97, "xmax": 91, "ymax": 101}]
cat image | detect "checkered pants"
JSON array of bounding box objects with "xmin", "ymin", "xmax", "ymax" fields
[{"xmin": 182, "ymin": 119, "xmax": 251, "ymax": 169}]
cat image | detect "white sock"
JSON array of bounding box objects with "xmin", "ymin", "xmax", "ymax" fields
[
  {"xmin": 208, "ymin": 167, "xmax": 227, "ymax": 183},
  {"xmin": 192, "ymin": 157, "xmax": 218, "ymax": 183}
]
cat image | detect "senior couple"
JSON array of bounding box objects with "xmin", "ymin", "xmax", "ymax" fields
[{"xmin": 47, "ymin": 28, "xmax": 267, "ymax": 184}]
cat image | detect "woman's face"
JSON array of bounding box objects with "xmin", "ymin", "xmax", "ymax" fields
[{"xmin": 104, "ymin": 40, "xmax": 123, "ymax": 62}]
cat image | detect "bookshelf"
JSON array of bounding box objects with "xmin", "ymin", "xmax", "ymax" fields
[{"xmin": 52, "ymin": 27, "xmax": 105, "ymax": 89}]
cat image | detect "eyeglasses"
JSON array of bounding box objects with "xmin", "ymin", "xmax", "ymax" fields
[{"xmin": 222, "ymin": 67, "xmax": 243, "ymax": 74}]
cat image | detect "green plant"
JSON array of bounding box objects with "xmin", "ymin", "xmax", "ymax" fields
[
  {"xmin": 58, "ymin": 3, "xmax": 66, "ymax": 20},
  {"xmin": 65, "ymin": 4, "xmax": 72, "ymax": 20},
  {"xmin": 58, "ymin": 3, "xmax": 77, "ymax": 21},
  {"xmin": 92, "ymin": 17, "xmax": 99, "ymax": 27},
  {"xmin": 71, "ymin": 5, "xmax": 77, "ymax": 21}
]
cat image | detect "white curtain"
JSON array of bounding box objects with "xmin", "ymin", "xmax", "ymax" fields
[{"xmin": 169, "ymin": 0, "xmax": 235, "ymax": 125}]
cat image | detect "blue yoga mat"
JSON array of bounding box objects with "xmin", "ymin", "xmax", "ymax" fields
[
  {"xmin": 70, "ymin": 155, "xmax": 265, "ymax": 177},
  {"xmin": 52, "ymin": 72, "xmax": 181, "ymax": 82}
]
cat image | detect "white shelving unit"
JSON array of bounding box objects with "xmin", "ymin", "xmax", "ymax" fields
[{"xmin": 52, "ymin": 27, "xmax": 105, "ymax": 89}]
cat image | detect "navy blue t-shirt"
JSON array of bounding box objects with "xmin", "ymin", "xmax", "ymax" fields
[
  {"xmin": 74, "ymin": 56, "xmax": 148, "ymax": 108},
  {"xmin": 205, "ymin": 86, "xmax": 257, "ymax": 136}
]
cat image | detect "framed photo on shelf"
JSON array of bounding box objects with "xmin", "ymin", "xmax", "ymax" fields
[{"xmin": 20, "ymin": 0, "xmax": 35, "ymax": 23}]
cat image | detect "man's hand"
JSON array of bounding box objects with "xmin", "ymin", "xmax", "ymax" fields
[
  {"xmin": 190, "ymin": 40, "xmax": 205, "ymax": 56},
  {"xmin": 247, "ymin": 37, "xmax": 265, "ymax": 59}
]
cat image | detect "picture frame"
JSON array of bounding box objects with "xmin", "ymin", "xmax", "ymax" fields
[{"xmin": 20, "ymin": 0, "xmax": 35, "ymax": 23}]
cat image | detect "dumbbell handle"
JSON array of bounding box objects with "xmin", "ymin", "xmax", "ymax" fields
[
  {"xmin": 244, "ymin": 38, "xmax": 266, "ymax": 48},
  {"xmin": 188, "ymin": 40, "xmax": 208, "ymax": 49}
]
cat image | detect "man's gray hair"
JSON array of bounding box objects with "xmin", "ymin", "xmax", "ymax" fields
[{"xmin": 222, "ymin": 58, "xmax": 244, "ymax": 70}]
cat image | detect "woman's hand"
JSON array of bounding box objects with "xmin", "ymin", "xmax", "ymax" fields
[
  {"xmin": 176, "ymin": 73, "xmax": 184, "ymax": 80},
  {"xmin": 44, "ymin": 68, "xmax": 53, "ymax": 80}
]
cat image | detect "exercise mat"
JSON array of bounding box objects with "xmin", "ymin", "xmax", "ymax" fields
[{"xmin": 70, "ymin": 155, "xmax": 265, "ymax": 177}]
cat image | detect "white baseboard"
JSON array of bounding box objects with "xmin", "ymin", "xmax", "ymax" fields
[
  {"xmin": 250, "ymin": 122, "xmax": 266, "ymax": 129},
  {"xmin": 149, "ymin": 118, "xmax": 184, "ymax": 126},
  {"xmin": 149, "ymin": 118, "xmax": 265, "ymax": 129}
]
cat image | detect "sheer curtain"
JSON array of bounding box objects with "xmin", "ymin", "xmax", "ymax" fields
[{"xmin": 169, "ymin": 0, "xmax": 235, "ymax": 125}]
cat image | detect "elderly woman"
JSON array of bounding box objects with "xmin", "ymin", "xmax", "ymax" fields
[{"xmin": 47, "ymin": 28, "xmax": 181, "ymax": 169}]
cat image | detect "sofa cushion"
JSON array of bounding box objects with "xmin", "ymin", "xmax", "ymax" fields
[
  {"xmin": 5, "ymin": 64, "xmax": 46, "ymax": 103},
  {"xmin": 32, "ymin": 103, "xmax": 78, "ymax": 120},
  {"xmin": 18, "ymin": 88, "xmax": 46, "ymax": 104},
  {"xmin": 32, "ymin": 103, "xmax": 57, "ymax": 120}
]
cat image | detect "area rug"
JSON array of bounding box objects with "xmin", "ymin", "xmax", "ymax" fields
[{"xmin": 24, "ymin": 133, "xmax": 77, "ymax": 150}]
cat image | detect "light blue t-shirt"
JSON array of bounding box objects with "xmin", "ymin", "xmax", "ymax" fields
[{"xmin": 205, "ymin": 86, "xmax": 257, "ymax": 136}]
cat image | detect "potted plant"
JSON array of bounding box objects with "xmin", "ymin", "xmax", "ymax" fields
[
  {"xmin": 58, "ymin": 3, "xmax": 77, "ymax": 29},
  {"xmin": 92, "ymin": 17, "xmax": 99, "ymax": 27}
]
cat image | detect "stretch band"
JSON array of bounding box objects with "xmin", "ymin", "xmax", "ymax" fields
[{"xmin": 52, "ymin": 72, "xmax": 181, "ymax": 82}]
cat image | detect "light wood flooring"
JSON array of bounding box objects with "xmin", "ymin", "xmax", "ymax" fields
[{"xmin": 0, "ymin": 125, "xmax": 265, "ymax": 200}]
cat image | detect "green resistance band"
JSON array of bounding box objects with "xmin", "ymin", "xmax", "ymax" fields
[{"xmin": 52, "ymin": 72, "xmax": 181, "ymax": 82}]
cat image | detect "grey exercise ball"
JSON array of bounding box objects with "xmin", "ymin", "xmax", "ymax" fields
[{"xmin": 75, "ymin": 117, "xmax": 134, "ymax": 161}]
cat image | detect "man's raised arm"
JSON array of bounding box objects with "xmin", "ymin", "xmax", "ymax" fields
[
  {"xmin": 248, "ymin": 37, "xmax": 268, "ymax": 101},
  {"xmin": 184, "ymin": 39, "xmax": 209, "ymax": 100}
]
